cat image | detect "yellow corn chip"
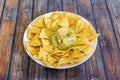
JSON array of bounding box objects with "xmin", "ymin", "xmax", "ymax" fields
[
  {"xmin": 26, "ymin": 42, "xmax": 38, "ymax": 55},
  {"xmin": 52, "ymin": 55, "xmax": 61, "ymax": 60},
  {"xmin": 29, "ymin": 34, "xmax": 42, "ymax": 46},
  {"xmin": 76, "ymin": 36, "xmax": 90, "ymax": 45},
  {"xmin": 43, "ymin": 45, "xmax": 53, "ymax": 53},
  {"xmin": 30, "ymin": 27, "xmax": 43, "ymax": 34},
  {"xmin": 44, "ymin": 28, "xmax": 53, "ymax": 37},
  {"xmin": 32, "ymin": 16, "xmax": 45, "ymax": 27},
  {"xmin": 47, "ymin": 55, "xmax": 58, "ymax": 65},
  {"xmin": 41, "ymin": 38, "xmax": 50, "ymax": 47},
  {"xmin": 51, "ymin": 19, "xmax": 60, "ymax": 30},
  {"xmin": 63, "ymin": 12, "xmax": 79, "ymax": 25},
  {"xmin": 52, "ymin": 11, "xmax": 63, "ymax": 19},
  {"xmin": 57, "ymin": 17, "xmax": 69, "ymax": 27},
  {"xmin": 51, "ymin": 13, "xmax": 59, "ymax": 21},
  {"xmin": 86, "ymin": 24, "xmax": 99, "ymax": 42},
  {"xmin": 69, "ymin": 57, "xmax": 82, "ymax": 63},
  {"xmin": 57, "ymin": 27, "xmax": 69, "ymax": 36},
  {"xmin": 81, "ymin": 45, "xmax": 92, "ymax": 55},
  {"xmin": 42, "ymin": 56, "xmax": 50, "ymax": 65},
  {"xmin": 52, "ymin": 62, "xmax": 59, "ymax": 67},
  {"xmin": 69, "ymin": 45, "xmax": 87, "ymax": 52},
  {"xmin": 69, "ymin": 49, "xmax": 83, "ymax": 58},
  {"xmin": 27, "ymin": 28, "xmax": 35, "ymax": 39},
  {"xmin": 58, "ymin": 56, "xmax": 69, "ymax": 65},
  {"xmin": 75, "ymin": 19, "xmax": 87, "ymax": 33},
  {"xmin": 38, "ymin": 47, "xmax": 49, "ymax": 58},
  {"xmin": 44, "ymin": 17, "xmax": 52, "ymax": 25},
  {"xmin": 39, "ymin": 28, "xmax": 49, "ymax": 39}
]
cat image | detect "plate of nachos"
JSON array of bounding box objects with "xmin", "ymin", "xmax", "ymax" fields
[{"xmin": 23, "ymin": 11, "xmax": 99, "ymax": 69}]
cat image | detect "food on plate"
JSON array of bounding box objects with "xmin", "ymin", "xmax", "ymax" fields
[{"xmin": 26, "ymin": 11, "xmax": 98, "ymax": 67}]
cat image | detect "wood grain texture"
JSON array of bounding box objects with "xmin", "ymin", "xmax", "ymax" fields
[
  {"xmin": 105, "ymin": 1, "xmax": 120, "ymax": 78},
  {"xmin": 0, "ymin": 0, "xmax": 19, "ymax": 79},
  {"xmin": 77, "ymin": 0, "xmax": 107, "ymax": 80},
  {"xmin": 91, "ymin": 0, "xmax": 120, "ymax": 79},
  {"xmin": 47, "ymin": 0, "xmax": 62, "ymax": 12},
  {"xmin": 0, "ymin": 0, "xmax": 5, "ymax": 22},
  {"xmin": 0, "ymin": 0, "xmax": 120, "ymax": 80},
  {"xmin": 33, "ymin": 0, "xmax": 48, "ymax": 19},
  {"xmin": 105, "ymin": 0, "xmax": 120, "ymax": 54},
  {"xmin": 8, "ymin": 0, "xmax": 33, "ymax": 80}
]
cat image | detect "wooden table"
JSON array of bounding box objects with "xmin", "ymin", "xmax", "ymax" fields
[{"xmin": 0, "ymin": 0, "xmax": 120, "ymax": 80}]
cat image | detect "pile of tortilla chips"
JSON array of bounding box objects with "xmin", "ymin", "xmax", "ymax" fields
[{"xmin": 26, "ymin": 11, "xmax": 98, "ymax": 67}]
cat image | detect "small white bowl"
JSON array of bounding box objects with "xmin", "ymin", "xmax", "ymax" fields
[{"xmin": 23, "ymin": 11, "xmax": 98, "ymax": 69}]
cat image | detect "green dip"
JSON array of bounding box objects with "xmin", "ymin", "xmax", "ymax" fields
[{"xmin": 51, "ymin": 28, "xmax": 76, "ymax": 50}]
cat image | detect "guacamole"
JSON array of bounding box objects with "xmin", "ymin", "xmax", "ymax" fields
[{"xmin": 51, "ymin": 28, "xmax": 76, "ymax": 50}]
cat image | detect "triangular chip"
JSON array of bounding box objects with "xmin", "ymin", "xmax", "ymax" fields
[
  {"xmin": 26, "ymin": 42, "xmax": 38, "ymax": 55},
  {"xmin": 39, "ymin": 28, "xmax": 49, "ymax": 39},
  {"xmin": 38, "ymin": 47, "xmax": 49, "ymax": 58},
  {"xmin": 81, "ymin": 45, "xmax": 92, "ymax": 55},
  {"xmin": 29, "ymin": 34, "xmax": 42, "ymax": 46},
  {"xmin": 41, "ymin": 38, "xmax": 50, "ymax": 47},
  {"xmin": 75, "ymin": 19, "xmax": 87, "ymax": 33},
  {"xmin": 86, "ymin": 24, "xmax": 99, "ymax": 42},
  {"xmin": 69, "ymin": 57, "xmax": 82, "ymax": 63},
  {"xmin": 58, "ymin": 56, "xmax": 69, "ymax": 65},
  {"xmin": 69, "ymin": 45, "xmax": 87, "ymax": 52},
  {"xmin": 27, "ymin": 28, "xmax": 35, "ymax": 39},
  {"xmin": 44, "ymin": 17, "xmax": 52, "ymax": 26},
  {"xmin": 76, "ymin": 36, "xmax": 90, "ymax": 45},
  {"xmin": 57, "ymin": 17, "xmax": 69, "ymax": 27},
  {"xmin": 43, "ymin": 45, "xmax": 53, "ymax": 53},
  {"xmin": 42, "ymin": 56, "xmax": 50, "ymax": 65},
  {"xmin": 63, "ymin": 12, "xmax": 79, "ymax": 25},
  {"xmin": 47, "ymin": 55, "xmax": 58, "ymax": 65},
  {"xmin": 44, "ymin": 28, "xmax": 53, "ymax": 37},
  {"xmin": 57, "ymin": 27, "xmax": 69, "ymax": 36},
  {"xmin": 51, "ymin": 13, "xmax": 59, "ymax": 21},
  {"xmin": 51, "ymin": 19, "xmax": 60, "ymax": 30},
  {"xmin": 69, "ymin": 49, "xmax": 84, "ymax": 58},
  {"xmin": 30, "ymin": 27, "xmax": 43, "ymax": 34},
  {"xmin": 32, "ymin": 16, "xmax": 45, "ymax": 27}
]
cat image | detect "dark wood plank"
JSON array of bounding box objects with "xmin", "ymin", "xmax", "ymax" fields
[
  {"xmin": 77, "ymin": 0, "xmax": 107, "ymax": 80},
  {"xmin": 105, "ymin": 0, "xmax": 120, "ymax": 58},
  {"xmin": 8, "ymin": 0, "xmax": 33, "ymax": 80},
  {"xmin": 105, "ymin": 0, "xmax": 120, "ymax": 79},
  {"xmin": 0, "ymin": 0, "xmax": 5, "ymax": 22},
  {"xmin": 33, "ymin": 0, "xmax": 48, "ymax": 19},
  {"xmin": 63, "ymin": 0, "xmax": 87, "ymax": 80},
  {"xmin": 48, "ymin": 0, "xmax": 62, "ymax": 12},
  {"xmin": 91, "ymin": 0, "xmax": 120, "ymax": 79},
  {"xmin": 106, "ymin": 0, "xmax": 120, "ymax": 79},
  {"xmin": 27, "ymin": 0, "xmax": 48, "ymax": 80},
  {"xmin": 0, "ymin": 0, "xmax": 19, "ymax": 79}
]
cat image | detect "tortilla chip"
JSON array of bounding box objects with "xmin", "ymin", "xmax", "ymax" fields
[
  {"xmin": 76, "ymin": 36, "xmax": 90, "ymax": 45},
  {"xmin": 32, "ymin": 16, "xmax": 45, "ymax": 27},
  {"xmin": 39, "ymin": 28, "xmax": 49, "ymax": 39},
  {"xmin": 57, "ymin": 17, "xmax": 69, "ymax": 27},
  {"xmin": 29, "ymin": 34, "xmax": 42, "ymax": 46}
]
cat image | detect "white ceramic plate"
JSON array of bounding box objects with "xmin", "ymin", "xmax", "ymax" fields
[{"xmin": 23, "ymin": 11, "xmax": 98, "ymax": 69}]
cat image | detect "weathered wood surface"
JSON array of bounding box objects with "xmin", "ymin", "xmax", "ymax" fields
[
  {"xmin": 0, "ymin": 0, "xmax": 120, "ymax": 80},
  {"xmin": 0, "ymin": 0, "xmax": 19, "ymax": 79}
]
